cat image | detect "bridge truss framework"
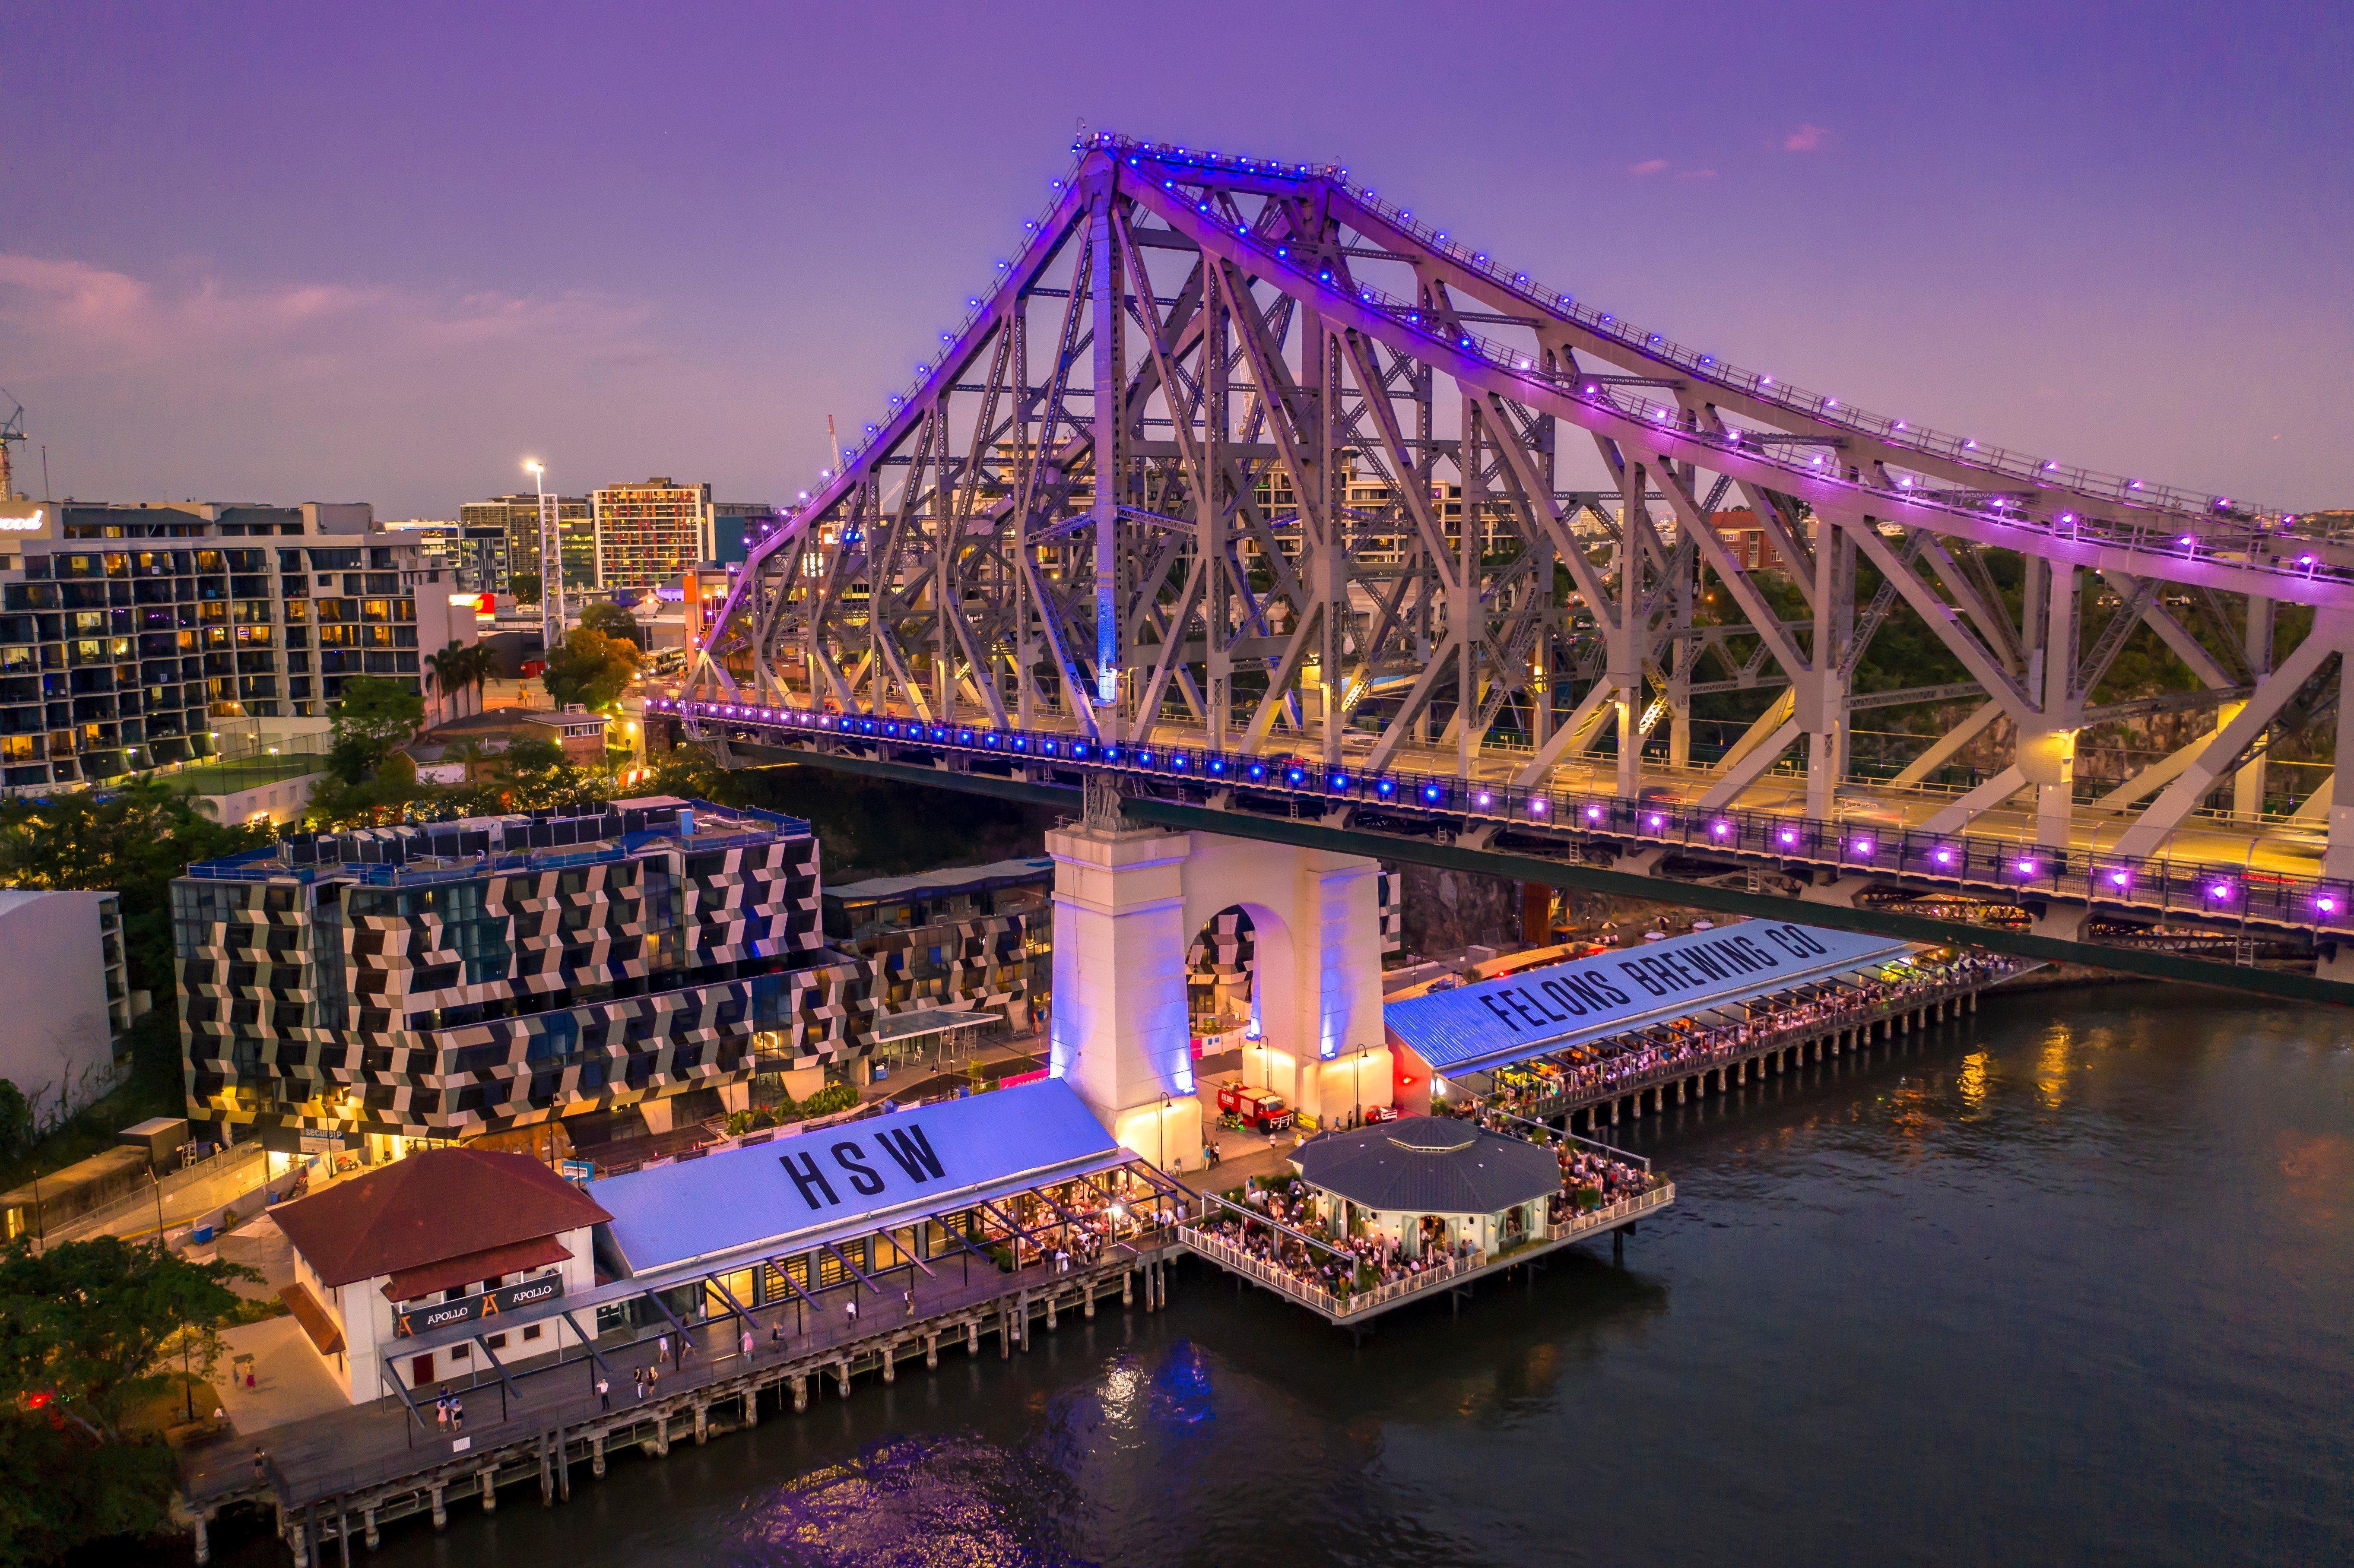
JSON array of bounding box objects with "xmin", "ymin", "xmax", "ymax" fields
[{"xmin": 688, "ymin": 133, "xmax": 2354, "ymax": 985}]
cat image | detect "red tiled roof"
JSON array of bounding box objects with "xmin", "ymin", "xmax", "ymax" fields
[
  {"xmin": 381, "ymin": 1235, "xmax": 572, "ymax": 1302},
  {"xmin": 271, "ymin": 1147, "xmax": 611, "ymax": 1289}
]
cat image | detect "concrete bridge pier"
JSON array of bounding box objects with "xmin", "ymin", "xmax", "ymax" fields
[
  {"xmin": 744, "ymin": 1385, "xmax": 759, "ymax": 1427},
  {"xmin": 654, "ymin": 1416, "xmax": 670, "ymax": 1457},
  {"xmin": 479, "ymin": 1470, "xmax": 497, "ymax": 1514},
  {"xmin": 792, "ymin": 1375, "xmax": 809, "ymax": 1412},
  {"xmin": 882, "ymin": 1344, "xmax": 898, "ymax": 1384},
  {"xmin": 363, "ymin": 1507, "xmax": 379, "ymax": 1550},
  {"xmin": 927, "ymin": 1331, "xmax": 941, "ymax": 1367},
  {"xmin": 592, "ymin": 1434, "xmax": 606, "ymax": 1476},
  {"xmin": 191, "ymin": 1511, "xmax": 211, "ymax": 1566},
  {"xmin": 965, "ymin": 1320, "xmax": 979, "ymax": 1355},
  {"xmin": 1123, "ymin": 1268, "xmax": 1134, "ymax": 1306},
  {"xmin": 430, "ymin": 1486, "xmax": 447, "ymax": 1531},
  {"xmin": 694, "ymin": 1402, "xmax": 709, "ymax": 1444},
  {"xmin": 834, "ymin": 1359, "xmax": 852, "ymax": 1397},
  {"xmin": 1046, "ymin": 1294, "xmax": 1059, "ymax": 1332}
]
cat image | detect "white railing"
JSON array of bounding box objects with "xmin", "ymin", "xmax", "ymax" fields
[{"xmin": 1180, "ymin": 1181, "xmax": 1675, "ymax": 1319}]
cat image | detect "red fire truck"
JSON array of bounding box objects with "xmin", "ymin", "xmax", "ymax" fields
[{"xmin": 1215, "ymin": 1083, "xmax": 1295, "ymax": 1135}]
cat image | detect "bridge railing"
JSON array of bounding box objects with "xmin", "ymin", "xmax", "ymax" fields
[{"xmin": 662, "ymin": 697, "xmax": 2354, "ymax": 939}]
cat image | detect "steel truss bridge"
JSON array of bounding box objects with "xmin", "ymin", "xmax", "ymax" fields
[{"xmin": 685, "ymin": 133, "xmax": 2354, "ymax": 1001}]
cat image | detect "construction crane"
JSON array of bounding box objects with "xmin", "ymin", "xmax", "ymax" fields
[{"xmin": 0, "ymin": 392, "xmax": 22, "ymax": 502}]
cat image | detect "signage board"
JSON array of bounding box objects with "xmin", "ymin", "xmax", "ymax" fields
[
  {"xmin": 559, "ymin": 1158, "xmax": 595, "ymax": 1183},
  {"xmin": 393, "ymin": 1273, "xmax": 565, "ymax": 1339},
  {"xmin": 298, "ymin": 1130, "xmax": 347, "ymax": 1154},
  {"xmin": 1384, "ymin": 919, "xmax": 1917, "ymax": 1076}
]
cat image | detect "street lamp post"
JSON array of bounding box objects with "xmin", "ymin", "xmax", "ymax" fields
[{"xmin": 525, "ymin": 459, "xmax": 561, "ymax": 655}]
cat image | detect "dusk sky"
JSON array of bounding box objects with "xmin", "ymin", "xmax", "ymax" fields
[{"xmin": 4, "ymin": 1, "xmax": 2348, "ymax": 517}]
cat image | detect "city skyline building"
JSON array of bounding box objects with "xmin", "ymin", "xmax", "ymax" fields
[
  {"xmin": 593, "ymin": 478, "xmax": 714, "ymax": 589},
  {"xmin": 0, "ymin": 498, "xmax": 474, "ymax": 792},
  {"xmin": 458, "ymin": 493, "xmax": 595, "ymax": 592}
]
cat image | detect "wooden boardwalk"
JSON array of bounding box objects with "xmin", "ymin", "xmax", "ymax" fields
[{"xmin": 183, "ymin": 1239, "xmax": 1183, "ymax": 1565}]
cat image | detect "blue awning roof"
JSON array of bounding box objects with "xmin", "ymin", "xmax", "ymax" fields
[
  {"xmin": 590, "ymin": 1077, "xmax": 1123, "ymax": 1278},
  {"xmin": 1384, "ymin": 920, "xmax": 1916, "ymax": 1077}
]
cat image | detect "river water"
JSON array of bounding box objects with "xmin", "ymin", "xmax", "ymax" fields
[{"xmin": 346, "ymin": 983, "xmax": 2352, "ymax": 1568}]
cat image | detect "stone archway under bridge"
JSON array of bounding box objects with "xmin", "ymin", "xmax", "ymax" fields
[{"xmin": 1045, "ymin": 814, "xmax": 1392, "ymax": 1171}]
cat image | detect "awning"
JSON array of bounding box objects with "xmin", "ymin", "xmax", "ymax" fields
[
  {"xmin": 281, "ymin": 1282, "xmax": 346, "ymax": 1356},
  {"xmin": 381, "ymin": 1235, "xmax": 572, "ymax": 1301},
  {"xmin": 590, "ymin": 1076, "xmax": 1123, "ymax": 1278},
  {"xmin": 1384, "ymin": 919, "xmax": 1916, "ymax": 1077},
  {"xmin": 871, "ymin": 1006, "xmax": 990, "ymax": 1045}
]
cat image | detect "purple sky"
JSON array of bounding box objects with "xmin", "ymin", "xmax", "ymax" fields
[{"xmin": 4, "ymin": 1, "xmax": 2349, "ymax": 516}]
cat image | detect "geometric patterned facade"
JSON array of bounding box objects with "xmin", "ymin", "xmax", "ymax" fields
[{"xmin": 174, "ymin": 798, "xmax": 839, "ymax": 1149}]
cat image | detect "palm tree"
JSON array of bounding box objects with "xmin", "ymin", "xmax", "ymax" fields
[
  {"xmin": 461, "ymin": 642, "xmax": 495, "ymax": 716},
  {"xmin": 423, "ymin": 641, "xmax": 468, "ymax": 726}
]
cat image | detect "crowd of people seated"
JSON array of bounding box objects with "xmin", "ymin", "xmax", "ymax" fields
[
  {"xmin": 1482, "ymin": 952, "xmax": 2014, "ymax": 1119},
  {"xmin": 1192, "ymin": 1176, "xmax": 1481, "ymax": 1302}
]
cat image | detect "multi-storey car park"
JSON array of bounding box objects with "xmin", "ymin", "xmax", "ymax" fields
[
  {"xmin": 173, "ymin": 797, "xmax": 841, "ymax": 1165},
  {"xmin": 0, "ymin": 500, "xmax": 471, "ymax": 791}
]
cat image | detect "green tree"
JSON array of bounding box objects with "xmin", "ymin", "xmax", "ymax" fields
[
  {"xmin": 578, "ymin": 601, "xmax": 643, "ymax": 648},
  {"xmin": 0, "ymin": 1237, "xmax": 255, "ymax": 1564},
  {"xmin": 0, "ymin": 1082, "xmax": 30, "ymax": 1163},
  {"xmin": 541, "ymin": 626, "xmax": 640, "ymax": 712},
  {"xmin": 326, "ymin": 676, "xmax": 426, "ymax": 782},
  {"xmin": 510, "ymin": 571, "xmax": 542, "ymax": 605}
]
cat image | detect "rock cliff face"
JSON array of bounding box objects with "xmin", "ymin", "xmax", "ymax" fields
[{"xmin": 1396, "ymin": 863, "xmax": 1524, "ymax": 955}]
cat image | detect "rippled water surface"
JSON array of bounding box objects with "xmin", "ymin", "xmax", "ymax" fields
[{"xmin": 349, "ymin": 985, "xmax": 2353, "ymax": 1568}]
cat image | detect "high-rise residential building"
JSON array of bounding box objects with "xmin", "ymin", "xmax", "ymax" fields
[
  {"xmin": 382, "ymin": 518, "xmax": 510, "ymax": 593},
  {"xmin": 593, "ymin": 479, "xmax": 714, "ymax": 589},
  {"xmin": 458, "ymin": 494, "xmax": 594, "ymax": 591},
  {"xmin": 0, "ymin": 499, "xmax": 475, "ymax": 792},
  {"xmin": 173, "ymin": 797, "xmax": 844, "ymax": 1163}
]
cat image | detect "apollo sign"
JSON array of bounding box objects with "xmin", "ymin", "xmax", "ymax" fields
[{"xmin": 392, "ymin": 1272, "xmax": 565, "ymax": 1338}]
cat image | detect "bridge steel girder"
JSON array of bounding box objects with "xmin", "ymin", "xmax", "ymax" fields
[
  {"xmin": 706, "ymin": 736, "xmax": 2354, "ymax": 1009},
  {"xmin": 685, "ymin": 133, "xmax": 2354, "ymax": 881}
]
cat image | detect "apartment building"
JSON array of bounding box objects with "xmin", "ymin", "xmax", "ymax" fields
[
  {"xmin": 0, "ymin": 499, "xmax": 473, "ymax": 792},
  {"xmin": 174, "ymin": 797, "xmax": 842, "ymax": 1161},
  {"xmin": 593, "ymin": 479, "xmax": 714, "ymax": 590},
  {"xmin": 458, "ymin": 494, "xmax": 595, "ymax": 591}
]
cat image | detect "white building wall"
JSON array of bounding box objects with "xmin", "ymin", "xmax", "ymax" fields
[{"xmin": 0, "ymin": 890, "xmax": 123, "ymax": 1127}]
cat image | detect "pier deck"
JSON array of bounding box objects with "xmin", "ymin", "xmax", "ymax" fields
[{"xmin": 182, "ymin": 1237, "xmax": 1185, "ymax": 1565}]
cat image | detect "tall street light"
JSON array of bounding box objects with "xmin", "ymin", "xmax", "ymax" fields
[{"xmin": 525, "ymin": 459, "xmax": 562, "ymax": 656}]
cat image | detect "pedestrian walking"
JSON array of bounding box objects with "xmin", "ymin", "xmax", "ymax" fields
[
  {"xmin": 657, "ymin": 1332, "xmax": 672, "ymax": 1365},
  {"xmin": 903, "ymin": 1288, "xmax": 915, "ymax": 1318},
  {"xmin": 435, "ymin": 1394, "xmax": 449, "ymax": 1432},
  {"xmin": 845, "ymin": 1296, "xmax": 859, "ymax": 1324},
  {"xmin": 633, "ymin": 1368, "xmax": 646, "ymax": 1402},
  {"xmin": 679, "ymin": 1337, "xmax": 695, "ymax": 1369},
  {"xmin": 450, "ymin": 1396, "xmax": 464, "ymax": 1433},
  {"xmin": 251, "ymin": 1445, "xmax": 268, "ymax": 1485},
  {"xmin": 741, "ymin": 1327, "xmax": 755, "ymax": 1360},
  {"xmin": 596, "ymin": 1375, "xmax": 611, "ymax": 1412},
  {"xmin": 770, "ymin": 1321, "xmax": 789, "ymax": 1354},
  {"xmin": 647, "ymin": 1364, "xmax": 660, "ymax": 1396}
]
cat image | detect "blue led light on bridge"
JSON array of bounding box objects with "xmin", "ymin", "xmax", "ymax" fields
[
  {"xmin": 1106, "ymin": 746, "xmax": 1126, "ymax": 763},
  {"xmin": 1247, "ymin": 763, "xmax": 1267, "ymax": 782},
  {"xmin": 1286, "ymin": 767, "xmax": 1306, "ymax": 786},
  {"xmin": 1208, "ymin": 758, "xmax": 1225, "ymax": 776},
  {"xmin": 958, "ymin": 730, "xmax": 974, "ymax": 744},
  {"xmin": 1329, "ymin": 773, "xmax": 1348, "ymax": 792},
  {"xmin": 1529, "ymin": 798, "xmax": 1548, "ymax": 817},
  {"xmin": 1041, "ymin": 739, "xmax": 1059, "ymax": 756},
  {"xmin": 983, "ymin": 733, "xmax": 999, "ymax": 748},
  {"xmin": 1849, "ymin": 837, "xmax": 1875, "ymax": 859},
  {"xmin": 1423, "ymin": 784, "xmax": 1443, "ymax": 804},
  {"xmin": 1171, "ymin": 754, "xmax": 1186, "ymax": 770},
  {"xmin": 1584, "ymin": 803, "xmax": 1606, "ymax": 824},
  {"xmin": 1137, "ymin": 751, "xmax": 1154, "ymax": 766}
]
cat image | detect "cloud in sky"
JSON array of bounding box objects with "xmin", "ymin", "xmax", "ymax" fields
[
  {"xmin": 1783, "ymin": 123, "xmax": 1831, "ymax": 152},
  {"xmin": 1630, "ymin": 158, "xmax": 1670, "ymax": 177},
  {"xmin": 0, "ymin": 253, "xmax": 775, "ymax": 512},
  {"xmin": 1676, "ymin": 168, "xmax": 1719, "ymax": 181}
]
